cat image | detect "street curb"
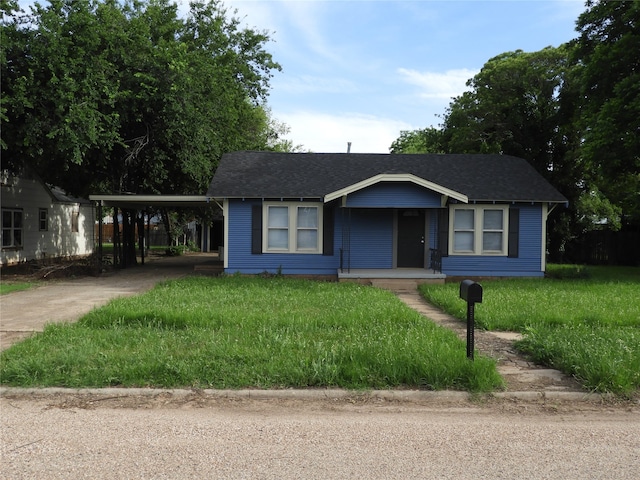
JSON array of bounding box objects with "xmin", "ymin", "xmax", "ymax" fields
[{"xmin": 0, "ymin": 387, "xmax": 611, "ymax": 403}]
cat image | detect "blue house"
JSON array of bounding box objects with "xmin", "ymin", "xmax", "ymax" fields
[{"xmin": 207, "ymin": 152, "xmax": 567, "ymax": 282}]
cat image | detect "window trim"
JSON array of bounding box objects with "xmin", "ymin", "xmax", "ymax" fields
[
  {"xmin": 262, "ymin": 201, "xmax": 323, "ymax": 254},
  {"xmin": 449, "ymin": 205, "xmax": 508, "ymax": 256},
  {"xmin": 2, "ymin": 207, "xmax": 23, "ymax": 249},
  {"xmin": 39, "ymin": 208, "xmax": 48, "ymax": 231},
  {"xmin": 71, "ymin": 210, "xmax": 79, "ymax": 233}
]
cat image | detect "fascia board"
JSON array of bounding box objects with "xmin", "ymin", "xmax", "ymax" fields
[
  {"xmin": 324, "ymin": 173, "xmax": 468, "ymax": 204},
  {"xmin": 89, "ymin": 195, "xmax": 212, "ymax": 208}
]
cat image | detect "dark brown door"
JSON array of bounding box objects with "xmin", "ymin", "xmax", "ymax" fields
[{"xmin": 397, "ymin": 210, "xmax": 425, "ymax": 268}]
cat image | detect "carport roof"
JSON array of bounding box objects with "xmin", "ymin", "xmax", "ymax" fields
[{"xmin": 89, "ymin": 195, "xmax": 214, "ymax": 209}]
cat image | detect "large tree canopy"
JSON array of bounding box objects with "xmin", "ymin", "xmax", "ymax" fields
[
  {"xmin": 572, "ymin": 0, "xmax": 640, "ymax": 225},
  {"xmin": 1, "ymin": 0, "xmax": 282, "ymax": 197}
]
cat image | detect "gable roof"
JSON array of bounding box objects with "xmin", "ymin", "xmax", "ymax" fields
[{"xmin": 207, "ymin": 151, "xmax": 568, "ymax": 204}]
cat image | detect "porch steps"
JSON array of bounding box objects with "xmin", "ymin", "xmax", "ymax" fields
[
  {"xmin": 369, "ymin": 278, "xmax": 444, "ymax": 291},
  {"xmin": 193, "ymin": 263, "xmax": 224, "ymax": 275}
]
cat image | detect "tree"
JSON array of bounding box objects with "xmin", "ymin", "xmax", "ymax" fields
[
  {"xmin": 572, "ymin": 0, "xmax": 640, "ymax": 226},
  {"xmin": 2, "ymin": 0, "xmax": 282, "ymax": 266},
  {"xmin": 389, "ymin": 127, "xmax": 445, "ymax": 154},
  {"xmin": 1, "ymin": 0, "xmax": 281, "ymax": 198}
]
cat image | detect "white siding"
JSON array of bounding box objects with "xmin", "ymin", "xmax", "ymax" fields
[{"xmin": 1, "ymin": 176, "xmax": 94, "ymax": 265}]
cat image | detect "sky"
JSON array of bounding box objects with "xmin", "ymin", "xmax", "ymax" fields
[
  {"xmin": 207, "ymin": 0, "xmax": 587, "ymax": 153},
  {"xmin": 18, "ymin": 0, "xmax": 588, "ymax": 154}
]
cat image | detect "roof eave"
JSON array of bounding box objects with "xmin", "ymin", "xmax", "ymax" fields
[
  {"xmin": 324, "ymin": 173, "xmax": 469, "ymax": 204},
  {"xmin": 467, "ymin": 198, "xmax": 569, "ymax": 205}
]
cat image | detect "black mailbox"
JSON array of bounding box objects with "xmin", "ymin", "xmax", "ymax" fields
[{"xmin": 460, "ymin": 279, "xmax": 483, "ymax": 304}]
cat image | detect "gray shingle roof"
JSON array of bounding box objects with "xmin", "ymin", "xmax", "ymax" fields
[{"xmin": 207, "ymin": 151, "xmax": 567, "ymax": 204}]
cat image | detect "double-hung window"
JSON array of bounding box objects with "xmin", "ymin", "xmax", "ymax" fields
[
  {"xmin": 264, "ymin": 202, "xmax": 322, "ymax": 253},
  {"xmin": 2, "ymin": 208, "xmax": 23, "ymax": 248},
  {"xmin": 450, "ymin": 205, "xmax": 507, "ymax": 255},
  {"xmin": 39, "ymin": 208, "xmax": 48, "ymax": 231}
]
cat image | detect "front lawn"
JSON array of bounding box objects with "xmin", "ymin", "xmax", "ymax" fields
[
  {"xmin": 0, "ymin": 282, "xmax": 33, "ymax": 295},
  {"xmin": 0, "ymin": 276, "xmax": 502, "ymax": 392},
  {"xmin": 419, "ymin": 265, "xmax": 640, "ymax": 395}
]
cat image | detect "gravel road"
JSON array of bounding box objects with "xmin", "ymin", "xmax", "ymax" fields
[{"xmin": 2, "ymin": 391, "xmax": 639, "ymax": 479}]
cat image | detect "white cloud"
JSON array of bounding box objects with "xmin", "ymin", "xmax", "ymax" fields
[
  {"xmin": 398, "ymin": 68, "xmax": 477, "ymax": 99},
  {"xmin": 274, "ymin": 74, "xmax": 359, "ymax": 95},
  {"xmin": 275, "ymin": 110, "xmax": 414, "ymax": 154}
]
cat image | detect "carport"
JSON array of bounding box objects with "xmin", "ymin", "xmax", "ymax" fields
[{"xmin": 89, "ymin": 195, "xmax": 219, "ymax": 268}]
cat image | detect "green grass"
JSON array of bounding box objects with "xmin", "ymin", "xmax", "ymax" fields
[
  {"xmin": 0, "ymin": 282, "xmax": 33, "ymax": 295},
  {"xmin": 419, "ymin": 265, "xmax": 640, "ymax": 395},
  {"xmin": 0, "ymin": 276, "xmax": 503, "ymax": 392}
]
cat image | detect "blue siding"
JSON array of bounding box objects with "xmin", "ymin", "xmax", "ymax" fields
[
  {"xmin": 226, "ymin": 199, "xmax": 340, "ymax": 275},
  {"xmin": 346, "ymin": 182, "xmax": 442, "ymax": 208},
  {"xmin": 428, "ymin": 211, "xmax": 438, "ymax": 250},
  {"xmin": 442, "ymin": 205, "xmax": 544, "ymax": 276},
  {"xmin": 227, "ymin": 199, "xmax": 547, "ymax": 277},
  {"xmin": 346, "ymin": 209, "xmax": 394, "ymax": 269}
]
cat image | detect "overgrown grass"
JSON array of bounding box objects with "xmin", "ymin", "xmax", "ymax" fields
[
  {"xmin": 0, "ymin": 276, "xmax": 502, "ymax": 392},
  {"xmin": 419, "ymin": 265, "xmax": 640, "ymax": 395},
  {"xmin": 0, "ymin": 282, "xmax": 33, "ymax": 295}
]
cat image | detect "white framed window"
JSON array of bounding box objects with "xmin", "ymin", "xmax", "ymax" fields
[
  {"xmin": 449, "ymin": 205, "xmax": 508, "ymax": 255},
  {"xmin": 2, "ymin": 208, "xmax": 23, "ymax": 248},
  {"xmin": 264, "ymin": 202, "xmax": 322, "ymax": 253}
]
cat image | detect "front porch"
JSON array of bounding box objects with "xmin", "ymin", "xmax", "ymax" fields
[{"xmin": 338, "ymin": 268, "xmax": 446, "ymax": 289}]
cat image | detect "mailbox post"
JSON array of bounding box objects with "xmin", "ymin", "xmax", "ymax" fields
[{"xmin": 459, "ymin": 280, "xmax": 483, "ymax": 360}]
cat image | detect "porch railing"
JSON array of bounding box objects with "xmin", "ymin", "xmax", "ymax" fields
[{"xmin": 429, "ymin": 248, "xmax": 443, "ymax": 273}]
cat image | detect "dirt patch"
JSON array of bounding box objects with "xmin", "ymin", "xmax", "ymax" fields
[
  {"xmin": 1, "ymin": 256, "xmax": 102, "ymax": 281},
  {"xmin": 2, "ymin": 389, "xmax": 637, "ymax": 415}
]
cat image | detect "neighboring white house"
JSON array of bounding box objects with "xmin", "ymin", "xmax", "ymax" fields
[{"xmin": 1, "ymin": 169, "xmax": 95, "ymax": 266}]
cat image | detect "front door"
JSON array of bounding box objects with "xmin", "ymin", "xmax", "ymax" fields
[{"xmin": 397, "ymin": 209, "xmax": 425, "ymax": 268}]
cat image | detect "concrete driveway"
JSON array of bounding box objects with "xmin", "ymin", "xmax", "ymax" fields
[{"xmin": 0, "ymin": 253, "xmax": 221, "ymax": 350}]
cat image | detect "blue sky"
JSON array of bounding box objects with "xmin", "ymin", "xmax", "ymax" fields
[
  {"xmin": 212, "ymin": 0, "xmax": 587, "ymax": 153},
  {"xmin": 18, "ymin": 0, "xmax": 587, "ymax": 153}
]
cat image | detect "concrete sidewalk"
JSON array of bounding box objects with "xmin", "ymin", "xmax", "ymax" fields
[{"xmin": 0, "ymin": 253, "xmax": 220, "ymax": 350}]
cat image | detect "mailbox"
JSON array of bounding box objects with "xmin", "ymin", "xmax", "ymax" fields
[
  {"xmin": 459, "ymin": 279, "xmax": 483, "ymax": 304},
  {"xmin": 459, "ymin": 280, "xmax": 483, "ymax": 361}
]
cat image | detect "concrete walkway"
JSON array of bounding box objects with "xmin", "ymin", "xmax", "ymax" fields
[{"xmin": 393, "ymin": 288, "xmax": 583, "ymax": 393}]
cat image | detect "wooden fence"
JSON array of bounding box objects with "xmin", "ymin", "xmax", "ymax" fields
[
  {"xmin": 95, "ymin": 224, "xmax": 169, "ymax": 246},
  {"xmin": 568, "ymin": 229, "xmax": 640, "ymax": 266}
]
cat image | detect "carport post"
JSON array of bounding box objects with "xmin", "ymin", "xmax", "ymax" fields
[
  {"xmin": 138, "ymin": 211, "xmax": 145, "ymax": 265},
  {"xmin": 97, "ymin": 201, "xmax": 103, "ymax": 266}
]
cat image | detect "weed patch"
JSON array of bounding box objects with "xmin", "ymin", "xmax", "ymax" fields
[
  {"xmin": 419, "ymin": 265, "xmax": 640, "ymax": 395},
  {"xmin": 0, "ymin": 277, "xmax": 503, "ymax": 392}
]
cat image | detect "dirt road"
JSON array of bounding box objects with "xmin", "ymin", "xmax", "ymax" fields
[{"xmin": 1, "ymin": 391, "xmax": 639, "ymax": 479}]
